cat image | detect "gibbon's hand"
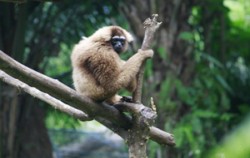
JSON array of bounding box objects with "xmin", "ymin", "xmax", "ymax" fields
[{"xmin": 138, "ymin": 49, "xmax": 154, "ymax": 58}]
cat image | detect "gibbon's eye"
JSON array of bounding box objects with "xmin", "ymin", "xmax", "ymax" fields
[{"xmin": 111, "ymin": 36, "xmax": 126, "ymax": 53}]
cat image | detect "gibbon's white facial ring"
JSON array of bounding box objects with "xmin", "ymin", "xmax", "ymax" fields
[
  {"xmin": 111, "ymin": 36, "xmax": 126, "ymax": 53},
  {"xmin": 112, "ymin": 35, "xmax": 126, "ymax": 40}
]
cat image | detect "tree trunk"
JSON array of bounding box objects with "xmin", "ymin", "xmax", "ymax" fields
[
  {"xmin": 121, "ymin": 0, "xmax": 195, "ymax": 157},
  {"xmin": 128, "ymin": 140, "xmax": 147, "ymax": 158},
  {"xmin": 16, "ymin": 97, "xmax": 53, "ymax": 158},
  {"xmin": 0, "ymin": 2, "xmax": 53, "ymax": 158}
]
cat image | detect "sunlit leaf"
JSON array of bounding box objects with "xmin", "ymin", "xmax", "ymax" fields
[{"xmin": 179, "ymin": 31, "xmax": 194, "ymax": 41}]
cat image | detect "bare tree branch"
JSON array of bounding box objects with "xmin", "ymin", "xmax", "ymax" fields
[
  {"xmin": 0, "ymin": 70, "xmax": 91, "ymax": 121},
  {"xmin": 133, "ymin": 14, "xmax": 162, "ymax": 103},
  {"xmin": 0, "ymin": 50, "xmax": 175, "ymax": 146},
  {"xmin": 149, "ymin": 127, "xmax": 175, "ymax": 145}
]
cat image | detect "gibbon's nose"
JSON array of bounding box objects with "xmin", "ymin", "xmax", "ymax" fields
[
  {"xmin": 116, "ymin": 42, "xmax": 122, "ymax": 48},
  {"xmin": 114, "ymin": 42, "xmax": 123, "ymax": 53},
  {"xmin": 115, "ymin": 42, "xmax": 123, "ymax": 51}
]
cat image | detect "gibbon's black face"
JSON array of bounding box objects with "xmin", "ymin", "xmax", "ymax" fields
[{"xmin": 111, "ymin": 35, "xmax": 126, "ymax": 53}]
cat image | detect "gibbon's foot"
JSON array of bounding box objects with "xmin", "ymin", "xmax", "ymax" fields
[{"xmin": 120, "ymin": 96, "xmax": 133, "ymax": 103}]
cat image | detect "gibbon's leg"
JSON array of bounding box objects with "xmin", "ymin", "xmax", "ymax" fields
[
  {"xmin": 126, "ymin": 78, "xmax": 137, "ymax": 92},
  {"xmin": 105, "ymin": 49, "xmax": 153, "ymax": 105},
  {"xmin": 120, "ymin": 60, "xmax": 137, "ymax": 92},
  {"xmin": 106, "ymin": 95, "xmax": 133, "ymax": 104},
  {"xmin": 105, "ymin": 95, "xmax": 122, "ymax": 104},
  {"xmin": 116, "ymin": 49, "xmax": 153, "ymax": 89}
]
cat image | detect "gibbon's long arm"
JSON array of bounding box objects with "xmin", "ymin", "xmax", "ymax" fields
[{"xmin": 116, "ymin": 49, "xmax": 153, "ymax": 89}]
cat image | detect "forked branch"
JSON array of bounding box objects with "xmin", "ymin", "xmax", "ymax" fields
[
  {"xmin": 133, "ymin": 14, "xmax": 162, "ymax": 103},
  {"xmin": 0, "ymin": 50, "xmax": 175, "ymax": 146}
]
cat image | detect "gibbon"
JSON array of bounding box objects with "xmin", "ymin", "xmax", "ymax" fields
[{"xmin": 71, "ymin": 26, "xmax": 153, "ymax": 104}]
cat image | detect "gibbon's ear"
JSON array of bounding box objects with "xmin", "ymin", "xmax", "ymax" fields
[{"xmin": 81, "ymin": 36, "xmax": 88, "ymax": 40}]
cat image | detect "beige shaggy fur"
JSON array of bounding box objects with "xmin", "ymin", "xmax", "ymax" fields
[{"xmin": 71, "ymin": 26, "xmax": 153, "ymax": 104}]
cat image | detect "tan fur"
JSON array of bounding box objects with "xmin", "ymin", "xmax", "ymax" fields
[{"xmin": 71, "ymin": 26, "xmax": 153, "ymax": 104}]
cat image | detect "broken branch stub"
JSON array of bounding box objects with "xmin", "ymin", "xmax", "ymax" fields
[{"xmin": 141, "ymin": 14, "xmax": 162, "ymax": 50}]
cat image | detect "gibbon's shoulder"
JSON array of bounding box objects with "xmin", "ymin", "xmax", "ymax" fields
[
  {"xmin": 71, "ymin": 38, "xmax": 92, "ymax": 64},
  {"xmin": 72, "ymin": 37, "xmax": 94, "ymax": 53}
]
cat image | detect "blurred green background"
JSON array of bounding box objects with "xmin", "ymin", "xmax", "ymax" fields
[{"xmin": 0, "ymin": 0, "xmax": 250, "ymax": 158}]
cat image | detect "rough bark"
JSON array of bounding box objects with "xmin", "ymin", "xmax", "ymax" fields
[{"xmin": 120, "ymin": 103, "xmax": 157, "ymax": 158}]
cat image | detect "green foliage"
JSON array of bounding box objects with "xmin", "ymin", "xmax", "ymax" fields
[
  {"xmin": 178, "ymin": 31, "xmax": 194, "ymax": 42},
  {"xmin": 18, "ymin": 0, "xmax": 250, "ymax": 156},
  {"xmin": 158, "ymin": 76, "xmax": 177, "ymax": 111},
  {"xmin": 208, "ymin": 116, "xmax": 250, "ymax": 158},
  {"xmin": 144, "ymin": 59, "xmax": 154, "ymax": 78},
  {"xmin": 46, "ymin": 109, "xmax": 81, "ymax": 129},
  {"xmin": 37, "ymin": 0, "xmax": 250, "ymax": 156},
  {"xmin": 157, "ymin": 47, "xmax": 168, "ymax": 61},
  {"xmin": 169, "ymin": 64, "xmax": 232, "ymax": 157},
  {"xmin": 224, "ymin": 0, "xmax": 250, "ymax": 30},
  {"xmin": 147, "ymin": 0, "xmax": 250, "ymax": 157}
]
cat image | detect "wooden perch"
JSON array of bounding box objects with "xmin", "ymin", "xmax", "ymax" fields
[
  {"xmin": 133, "ymin": 14, "xmax": 162, "ymax": 103},
  {"xmin": 0, "ymin": 70, "xmax": 90, "ymax": 121},
  {"xmin": 0, "ymin": 50, "xmax": 175, "ymax": 146}
]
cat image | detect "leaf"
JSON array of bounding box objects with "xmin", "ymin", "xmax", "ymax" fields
[
  {"xmin": 144, "ymin": 60, "xmax": 153, "ymax": 78},
  {"xmin": 201, "ymin": 53, "xmax": 223, "ymax": 68},
  {"xmin": 175, "ymin": 80, "xmax": 189, "ymax": 101},
  {"xmin": 193, "ymin": 110, "xmax": 218, "ymax": 118},
  {"xmin": 215, "ymin": 75, "xmax": 233, "ymax": 93},
  {"xmin": 157, "ymin": 47, "xmax": 168, "ymax": 60},
  {"xmin": 178, "ymin": 31, "xmax": 193, "ymax": 41}
]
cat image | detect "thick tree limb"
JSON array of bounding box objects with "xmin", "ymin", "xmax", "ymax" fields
[
  {"xmin": 133, "ymin": 14, "xmax": 162, "ymax": 103},
  {"xmin": 0, "ymin": 71, "xmax": 128, "ymax": 142},
  {"xmin": 0, "ymin": 50, "xmax": 175, "ymax": 146},
  {"xmin": 0, "ymin": 70, "xmax": 90, "ymax": 121}
]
